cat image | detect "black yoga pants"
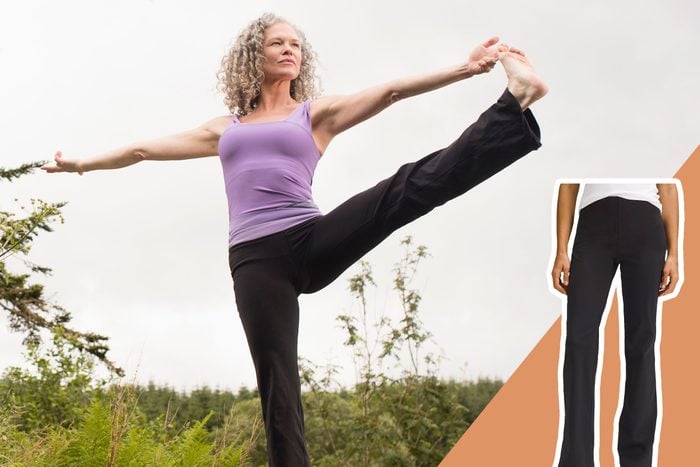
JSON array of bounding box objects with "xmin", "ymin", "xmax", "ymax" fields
[
  {"xmin": 228, "ymin": 89, "xmax": 542, "ymax": 467},
  {"xmin": 559, "ymin": 197, "xmax": 667, "ymax": 467}
]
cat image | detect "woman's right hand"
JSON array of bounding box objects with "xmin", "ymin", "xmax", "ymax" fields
[
  {"xmin": 551, "ymin": 252, "xmax": 571, "ymax": 295},
  {"xmin": 465, "ymin": 37, "xmax": 500, "ymax": 76},
  {"xmin": 41, "ymin": 151, "xmax": 84, "ymax": 175}
]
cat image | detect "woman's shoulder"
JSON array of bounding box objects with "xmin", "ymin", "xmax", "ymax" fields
[{"xmin": 199, "ymin": 114, "xmax": 236, "ymax": 138}]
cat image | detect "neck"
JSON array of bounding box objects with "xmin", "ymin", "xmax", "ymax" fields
[{"xmin": 257, "ymin": 80, "xmax": 296, "ymax": 111}]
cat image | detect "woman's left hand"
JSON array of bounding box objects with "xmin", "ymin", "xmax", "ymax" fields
[
  {"xmin": 466, "ymin": 37, "xmax": 500, "ymax": 76},
  {"xmin": 659, "ymin": 255, "xmax": 679, "ymax": 297}
]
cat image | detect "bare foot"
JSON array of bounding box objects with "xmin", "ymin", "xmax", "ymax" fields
[{"xmin": 498, "ymin": 44, "xmax": 548, "ymax": 110}]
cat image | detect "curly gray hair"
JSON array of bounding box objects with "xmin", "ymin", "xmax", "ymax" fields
[{"xmin": 216, "ymin": 12, "xmax": 322, "ymax": 115}]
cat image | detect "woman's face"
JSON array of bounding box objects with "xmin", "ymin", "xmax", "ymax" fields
[{"xmin": 261, "ymin": 22, "xmax": 302, "ymax": 83}]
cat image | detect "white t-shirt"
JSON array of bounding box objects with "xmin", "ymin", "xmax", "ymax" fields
[{"xmin": 579, "ymin": 183, "xmax": 661, "ymax": 211}]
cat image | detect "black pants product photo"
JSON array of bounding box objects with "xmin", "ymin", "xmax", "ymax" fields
[
  {"xmin": 559, "ymin": 197, "xmax": 667, "ymax": 467},
  {"xmin": 228, "ymin": 89, "xmax": 542, "ymax": 466}
]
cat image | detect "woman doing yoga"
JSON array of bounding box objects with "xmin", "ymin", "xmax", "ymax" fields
[{"xmin": 42, "ymin": 13, "xmax": 548, "ymax": 466}]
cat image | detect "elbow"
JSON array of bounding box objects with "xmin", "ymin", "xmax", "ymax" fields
[
  {"xmin": 132, "ymin": 148, "xmax": 148, "ymax": 162},
  {"xmin": 389, "ymin": 90, "xmax": 402, "ymax": 105},
  {"xmin": 386, "ymin": 77, "xmax": 412, "ymax": 105},
  {"xmin": 380, "ymin": 80, "xmax": 403, "ymax": 106},
  {"xmin": 387, "ymin": 85, "xmax": 405, "ymax": 105}
]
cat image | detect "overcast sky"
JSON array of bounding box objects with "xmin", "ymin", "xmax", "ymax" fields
[{"xmin": 1, "ymin": 0, "xmax": 698, "ymax": 392}]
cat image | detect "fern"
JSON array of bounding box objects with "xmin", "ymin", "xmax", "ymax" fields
[
  {"xmin": 115, "ymin": 421, "xmax": 158, "ymax": 466},
  {"xmin": 57, "ymin": 400, "xmax": 112, "ymax": 466},
  {"xmin": 57, "ymin": 400, "xmax": 111, "ymax": 466},
  {"xmin": 215, "ymin": 444, "xmax": 244, "ymax": 466},
  {"xmin": 1, "ymin": 386, "xmax": 259, "ymax": 466},
  {"xmin": 165, "ymin": 412, "xmax": 215, "ymax": 466}
]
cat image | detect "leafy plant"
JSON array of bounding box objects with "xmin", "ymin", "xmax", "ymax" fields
[{"xmin": 1, "ymin": 161, "xmax": 122, "ymax": 375}]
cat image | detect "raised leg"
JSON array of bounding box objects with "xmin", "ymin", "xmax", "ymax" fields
[{"xmin": 294, "ymin": 89, "xmax": 542, "ymax": 293}]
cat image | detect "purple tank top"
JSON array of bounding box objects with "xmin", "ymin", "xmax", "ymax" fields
[{"xmin": 218, "ymin": 99, "xmax": 322, "ymax": 247}]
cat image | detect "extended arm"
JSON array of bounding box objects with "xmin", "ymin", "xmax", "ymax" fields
[
  {"xmin": 551, "ymin": 183, "xmax": 580, "ymax": 295},
  {"xmin": 310, "ymin": 37, "xmax": 501, "ymax": 150},
  {"xmin": 41, "ymin": 115, "xmax": 231, "ymax": 174},
  {"xmin": 657, "ymin": 183, "xmax": 680, "ymax": 297}
]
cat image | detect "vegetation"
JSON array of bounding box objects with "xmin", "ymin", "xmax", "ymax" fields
[
  {"xmin": 1, "ymin": 163, "xmax": 503, "ymax": 465},
  {"xmin": 294, "ymin": 237, "xmax": 498, "ymax": 466},
  {"xmin": 1, "ymin": 353, "xmax": 498, "ymax": 466},
  {"xmin": 1, "ymin": 159, "xmax": 262, "ymax": 462},
  {"xmin": 1, "ymin": 162, "xmax": 122, "ymax": 375}
]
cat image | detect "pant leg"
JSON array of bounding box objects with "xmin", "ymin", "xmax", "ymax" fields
[
  {"xmin": 229, "ymin": 235, "xmax": 311, "ymax": 467},
  {"xmin": 617, "ymin": 201, "xmax": 666, "ymax": 467},
  {"xmin": 559, "ymin": 199, "xmax": 620, "ymax": 467},
  {"xmin": 290, "ymin": 88, "xmax": 542, "ymax": 293}
]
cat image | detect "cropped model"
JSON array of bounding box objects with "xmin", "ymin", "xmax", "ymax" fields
[{"xmin": 552, "ymin": 183, "xmax": 680, "ymax": 467}]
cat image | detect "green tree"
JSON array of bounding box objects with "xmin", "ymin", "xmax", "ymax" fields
[
  {"xmin": 0, "ymin": 162, "xmax": 122, "ymax": 375},
  {"xmin": 0, "ymin": 324, "xmax": 101, "ymax": 431},
  {"xmin": 302, "ymin": 236, "xmax": 470, "ymax": 466},
  {"xmin": 1, "ymin": 162, "xmax": 126, "ymax": 433}
]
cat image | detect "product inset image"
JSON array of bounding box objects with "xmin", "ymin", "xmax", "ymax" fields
[{"xmin": 551, "ymin": 181, "xmax": 683, "ymax": 467}]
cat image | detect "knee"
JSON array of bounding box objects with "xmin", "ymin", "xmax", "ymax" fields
[
  {"xmin": 564, "ymin": 325, "xmax": 599, "ymax": 352},
  {"xmin": 623, "ymin": 337, "xmax": 656, "ymax": 361}
]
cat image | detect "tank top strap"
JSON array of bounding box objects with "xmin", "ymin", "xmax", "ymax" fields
[{"xmin": 289, "ymin": 99, "xmax": 312, "ymax": 131}]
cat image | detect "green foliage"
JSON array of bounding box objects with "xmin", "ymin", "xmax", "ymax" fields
[
  {"xmin": 0, "ymin": 325, "xmax": 100, "ymax": 432},
  {"xmin": 0, "ymin": 370, "xmax": 498, "ymax": 466},
  {"xmin": 296, "ymin": 236, "xmax": 502, "ymax": 466},
  {"xmin": 115, "ymin": 417, "xmax": 159, "ymax": 466},
  {"xmin": 134, "ymin": 382, "xmax": 255, "ymax": 437},
  {"xmin": 0, "ymin": 385, "xmax": 259, "ymax": 466},
  {"xmin": 0, "ymin": 162, "xmax": 45, "ymax": 182},
  {"xmin": 0, "ymin": 198, "xmax": 64, "ymax": 262},
  {"xmin": 391, "ymin": 237, "xmax": 432, "ymax": 376},
  {"xmin": 58, "ymin": 400, "xmax": 112, "ymax": 465},
  {"xmin": 164, "ymin": 412, "xmax": 215, "ymax": 466},
  {"xmin": 0, "ymin": 406, "xmax": 72, "ymax": 465},
  {"xmin": 211, "ymin": 398, "xmax": 265, "ymax": 466},
  {"xmin": 298, "ymin": 377, "xmax": 501, "ymax": 466},
  {"xmin": 1, "ymin": 161, "xmax": 122, "ymax": 375},
  {"xmin": 452, "ymin": 377, "xmax": 504, "ymax": 425}
]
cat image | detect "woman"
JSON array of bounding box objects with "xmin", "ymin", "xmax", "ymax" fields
[
  {"xmin": 552, "ymin": 182, "xmax": 680, "ymax": 467},
  {"xmin": 42, "ymin": 13, "xmax": 547, "ymax": 466}
]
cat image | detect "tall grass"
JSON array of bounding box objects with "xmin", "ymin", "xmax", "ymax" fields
[{"xmin": 0, "ymin": 384, "xmax": 261, "ymax": 466}]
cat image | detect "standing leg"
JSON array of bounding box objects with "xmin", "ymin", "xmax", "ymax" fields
[
  {"xmin": 230, "ymin": 239, "xmax": 310, "ymax": 467},
  {"xmin": 617, "ymin": 201, "xmax": 666, "ymax": 467},
  {"xmin": 559, "ymin": 199, "xmax": 619, "ymax": 467},
  {"xmin": 290, "ymin": 88, "xmax": 542, "ymax": 293}
]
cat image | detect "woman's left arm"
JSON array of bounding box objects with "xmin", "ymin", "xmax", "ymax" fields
[
  {"xmin": 311, "ymin": 37, "xmax": 500, "ymax": 147},
  {"xmin": 658, "ymin": 183, "xmax": 681, "ymax": 297}
]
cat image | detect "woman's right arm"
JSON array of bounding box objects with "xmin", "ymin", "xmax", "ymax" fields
[
  {"xmin": 41, "ymin": 115, "xmax": 232, "ymax": 174},
  {"xmin": 551, "ymin": 183, "xmax": 580, "ymax": 295}
]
